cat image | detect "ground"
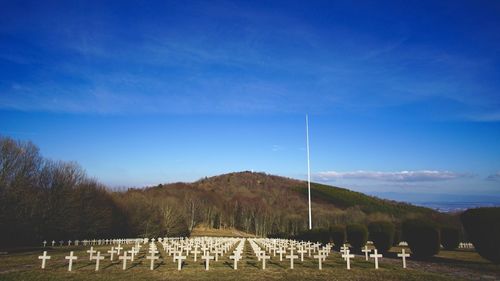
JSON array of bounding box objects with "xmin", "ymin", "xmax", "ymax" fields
[
  {"xmin": 1, "ymin": 241, "xmax": 499, "ymax": 281},
  {"xmin": 189, "ymin": 225, "xmax": 256, "ymax": 238}
]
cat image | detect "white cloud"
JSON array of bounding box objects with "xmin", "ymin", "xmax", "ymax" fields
[{"xmin": 315, "ymin": 170, "xmax": 471, "ymax": 182}]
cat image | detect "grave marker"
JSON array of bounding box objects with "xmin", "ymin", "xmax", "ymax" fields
[
  {"xmin": 201, "ymin": 253, "xmax": 214, "ymax": 270},
  {"xmin": 108, "ymin": 247, "xmax": 117, "ymax": 261},
  {"xmin": 261, "ymin": 253, "xmax": 270, "ymax": 270},
  {"xmin": 286, "ymin": 252, "xmax": 299, "ymax": 269},
  {"xmin": 174, "ymin": 254, "xmax": 187, "ymax": 271},
  {"xmin": 38, "ymin": 251, "xmax": 51, "ymax": 269},
  {"xmin": 229, "ymin": 253, "xmax": 241, "ymax": 270},
  {"xmin": 342, "ymin": 249, "xmax": 355, "ymax": 270},
  {"xmin": 119, "ymin": 251, "xmax": 132, "ymax": 270},
  {"xmin": 313, "ymin": 254, "xmax": 324, "ymax": 270},
  {"xmin": 87, "ymin": 246, "xmax": 96, "ymax": 260},
  {"xmin": 147, "ymin": 252, "xmax": 159, "ymax": 270},
  {"xmin": 370, "ymin": 249, "xmax": 383, "ymax": 269},
  {"xmin": 65, "ymin": 251, "xmax": 77, "ymax": 271},
  {"xmin": 93, "ymin": 251, "xmax": 104, "ymax": 271},
  {"xmin": 397, "ymin": 249, "xmax": 410, "ymax": 269},
  {"xmin": 361, "ymin": 246, "xmax": 371, "ymax": 261}
]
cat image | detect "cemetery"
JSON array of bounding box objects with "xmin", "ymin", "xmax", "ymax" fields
[
  {"xmin": 0, "ymin": 233, "xmax": 498, "ymax": 280},
  {"xmin": 1, "ymin": 138, "xmax": 500, "ymax": 280}
]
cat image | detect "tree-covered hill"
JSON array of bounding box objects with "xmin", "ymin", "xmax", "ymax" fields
[
  {"xmin": 131, "ymin": 171, "xmax": 450, "ymax": 238},
  {"xmin": 0, "ymin": 136, "xmax": 452, "ymax": 248}
]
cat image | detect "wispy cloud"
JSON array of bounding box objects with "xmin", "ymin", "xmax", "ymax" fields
[
  {"xmin": 315, "ymin": 170, "xmax": 472, "ymax": 182},
  {"xmin": 486, "ymin": 171, "xmax": 500, "ymax": 181},
  {"xmin": 465, "ymin": 111, "xmax": 500, "ymax": 122}
]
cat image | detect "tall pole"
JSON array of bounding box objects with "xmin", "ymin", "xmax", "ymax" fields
[{"xmin": 306, "ymin": 114, "xmax": 312, "ymax": 230}]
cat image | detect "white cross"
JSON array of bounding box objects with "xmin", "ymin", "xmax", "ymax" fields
[
  {"xmin": 108, "ymin": 247, "xmax": 117, "ymax": 261},
  {"xmin": 213, "ymin": 248, "xmax": 222, "ymax": 261},
  {"xmin": 340, "ymin": 244, "xmax": 349, "ymax": 260},
  {"xmin": 370, "ymin": 249, "xmax": 383, "ymax": 269},
  {"xmin": 261, "ymin": 253, "xmax": 270, "ymax": 270},
  {"xmin": 38, "ymin": 251, "xmax": 51, "ymax": 269},
  {"xmin": 147, "ymin": 253, "xmax": 159, "ymax": 270},
  {"xmin": 65, "ymin": 251, "xmax": 77, "ymax": 271},
  {"xmin": 115, "ymin": 244, "xmax": 123, "ymax": 255},
  {"xmin": 313, "ymin": 254, "xmax": 324, "ymax": 270},
  {"xmin": 201, "ymin": 254, "xmax": 214, "ymax": 270},
  {"xmin": 93, "ymin": 251, "xmax": 105, "ymax": 271},
  {"xmin": 87, "ymin": 247, "xmax": 96, "ymax": 260},
  {"xmin": 42, "ymin": 241, "xmax": 47, "ymax": 247},
  {"xmin": 191, "ymin": 248, "xmax": 201, "ymax": 261},
  {"xmin": 68, "ymin": 240, "xmax": 72, "ymax": 246},
  {"xmin": 51, "ymin": 240, "xmax": 55, "ymax": 247},
  {"xmin": 286, "ymin": 253, "xmax": 299, "ymax": 269},
  {"xmin": 119, "ymin": 251, "xmax": 132, "ymax": 270},
  {"xmin": 129, "ymin": 248, "xmax": 138, "ymax": 261},
  {"xmin": 229, "ymin": 253, "xmax": 241, "ymax": 270},
  {"xmin": 276, "ymin": 248, "xmax": 285, "ymax": 261},
  {"xmin": 342, "ymin": 249, "xmax": 355, "ymax": 270},
  {"xmin": 174, "ymin": 254, "xmax": 186, "ymax": 271},
  {"xmin": 297, "ymin": 247, "xmax": 307, "ymax": 262},
  {"xmin": 397, "ymin": 249, "xmax": 410, "ymax": 269},
  {"xmin": 361, "ymin": 246, "xmax": 371, "ymax": 261}
]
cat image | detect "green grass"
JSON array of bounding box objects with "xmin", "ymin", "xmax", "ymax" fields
[{"xmin": 2, "ymin": 242, "xmax": 499, "ymax": 280}]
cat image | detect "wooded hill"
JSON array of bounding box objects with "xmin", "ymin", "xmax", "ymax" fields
[
  {"xmin": 122, "ymin": 171, "xmax": 452, "ymax": 239},
  {"xmin": 0, "ymin": 136, "xmax": 453, "ymax": 248}
]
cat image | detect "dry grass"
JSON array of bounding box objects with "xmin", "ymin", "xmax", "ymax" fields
[
  {"xmin": 190, "ymin": 225, "xmax": 255, "ymax": 238},
  {"xmin": 0, "ymin": 243, "xmax": 498, "ymax": 281}
]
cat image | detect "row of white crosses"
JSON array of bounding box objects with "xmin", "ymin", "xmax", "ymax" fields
[
  {"xmin": 459, "ymin": 242, "xmax": 474, "ymax": 249},
  {"xmin": 39, "ymin": 242, "xmax": 144, "ymax": 271},
  {"xmin": 158, "ymin": 236, "xmax": 242, "ymax": 271},
  {"xmin": 39, "ymin": 236, "xmax": 412, "ymax": 271},
  {"xmin": 42, "ymin": 237, "xmax": 159, "ymax": 248},
  {"xmin": 229, "ymin": 239, "xmax": 245, "ymax": 269},
  {"xmin": 248, "ymin": 239, "xmax": 271, "ymax": 269},
  {"xmin": 340, "ymin": 244, "xmax": 383, "ymax": 270}
]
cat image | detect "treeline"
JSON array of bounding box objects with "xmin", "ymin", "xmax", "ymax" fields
[{"xmin": 0, "ymin": 137, "xmax": 188, "ymax": 248}]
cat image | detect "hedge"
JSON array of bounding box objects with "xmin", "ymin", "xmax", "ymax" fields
[
  {"xmin": 295, "ymin": 228, "xmax": 330, "ymax": 245},
  {"xmin": 441, "ymin": 226, "xmax": 460, "ymax": 250},
  {"xmin": 346, "ymin": 224, "xmax": 368, "ymax": 252},
  {"xmin": 330, "ymin": 225, "xmax": 346, "ymax": 250},
  {"xmin": 368, "ymin": 221, "xmax": 395, "ymax": 254},
  {"xmin": 461, "ymin": 207, "xmax": 500, "ymax": 263},
  {"xmin": 402, "ymin": 219, "xmax": 440, "ymax": 258}
]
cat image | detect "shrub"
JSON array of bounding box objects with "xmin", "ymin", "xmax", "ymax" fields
[
  {"xmin": 368, "ymin": 221, "xmax": 395, "ymax": 254},
  {"xmin": 346, "ymin": 224, "xmax": 368, "ymax": 252},
  {"xmin": 330, "ymin": 225, "xmax": 346, "ymax": 250},
  {"xmin": 402, "ymin": 219, "xmax": 440, "ymax": 258},
  {"xmin": 296, "ymin": 228, "xmax": 330, "ymax": 245},
  {"xmin": 268, "ymin": 232, "xmax": 289, "ymax": 239},
  {"xmin": 441, "ymin": 226, "xmax": 460, "ymax": 250},
  {"xmin": 393, "ymin": 226, "xmax": 402, "ymax": 246},
  {"xmin": 461, "ymin": 207, "xmax": 500, "ymax": 263}
]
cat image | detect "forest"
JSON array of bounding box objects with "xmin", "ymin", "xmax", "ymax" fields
[{"xmin": 0, "ymin": 136, "xmax": 453, "ymax": 248}]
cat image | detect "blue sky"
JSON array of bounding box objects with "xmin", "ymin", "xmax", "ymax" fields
[{"xmin": 1, "ymin": 1, "xmax": 499, "ymax": 201}]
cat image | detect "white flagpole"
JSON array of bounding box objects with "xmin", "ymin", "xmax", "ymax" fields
[{"xmin": 306, "ymin": 114, "xmax": 312, "ymax": 230}]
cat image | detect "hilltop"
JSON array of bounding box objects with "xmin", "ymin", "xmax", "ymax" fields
[{"xmin": 117, "ymin": 171, "xmax": 450, "ymax": 238}]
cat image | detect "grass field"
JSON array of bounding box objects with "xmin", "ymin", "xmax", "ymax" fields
[{"xmin": 1, "ymin": 241, "xmax": 499, "ymax": 281}]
